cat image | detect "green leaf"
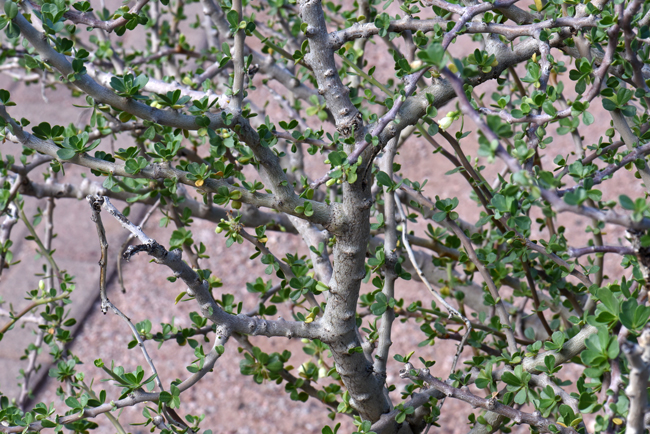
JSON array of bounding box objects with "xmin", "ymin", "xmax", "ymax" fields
[
  {"xmin": 620, "ymin": 105, "xmax": 636, "ymax": 117},
  {"xmin": 620, "ymin": 195, "xmax": 635, "ymax": 210},
  {"xmin": 65, "ymin": 396, "xmax": 80, "ymax": 409},
  {"xmin": 602, "ymin": 98, "xmax": 618, "ymax": 111},
  {"xmin": 133, "ymin": 73, "xmax": 149, "ymax": 90},
  {"xmin": 501, "ymin": 371, "xmax": 521, "ymax": 387},
  {"xmin": 4, "ymin": 1, "xmax": 18, "ymax": 19},
  {"xmin": 514, "ymin": 388, "xmax": 527, "ymax": 405},
  {"xmin": 125, "ymin": 157, "xmax": 145, "ymax": 174},
  {"xmin": 5, "ymin": 21, "xmax": 19, "ymax": 38},
  {"xmin": 417, "ymin": 43, "xmax": 445, "ymax": 67},
  {"xmin": 57, "ymin": 148, "xmax": 77, "ymax": 160},
  {"xmin": 620, "ymin": 298, "xmax": 650, "ymax": 330},
  {"xmin": 633, "ymin": 304, "xmax": 650, "ymax": 329},
  {"xmin": 159, "ymin": 391, "xmax": 172, "ymax": 403},
  {"xmin": 328, "ymin": 151, "xmax": 344, "ymax": 166},
  {"xmin": 475, "ymin": 377, "xmax": 490, "ymax": 389},
  {"xmin": 597, "ymin": 288, "xmax": 619, "ymax": 314},
  {"xmin": 375, "ymin": 171, "xmax": 393, "ymax": 188},
  {"xmin": 542, "ymin": 101, "xmax": 556, "ymax": 117},
  {"xmin": 226, "ymin": 9, "xmax": 239, "ymax": 28}
]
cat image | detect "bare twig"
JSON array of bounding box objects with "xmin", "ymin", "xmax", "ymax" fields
[
  {"xmin": 0, "ymin": 203, "xmax": 18, "ymax": 278},
  {"xmin": 395, "ymin": 193, "xmax": 472, "ymax": 370},
  {"xmin": 374, "ymin": 138, "xmax": 399, "ymax": 377},
  {"xmin": 117, "ymin": 199, "xmax": 161, "ymax": 293},
  {"xmin": 522, "ymin": 262, "xmax": 552, "ymax": 337},
  {"xmin": 568, "ymin": 245, "xmax": 635, "ymax": 258},
  {"xmin": 87, "ymin": 196, "xmax": 165, "ymax": 393},
  {"xmin": 229, "ymin": 0, "xmax": 245, "ymax": 111}
]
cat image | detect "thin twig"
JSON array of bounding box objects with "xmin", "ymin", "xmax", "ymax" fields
[
  {"xmin": 394, "ymin": 193, "xmax": 471, "ymax": 373},
  {"xmin": 0, "ymin": 293, "xmax": 69, "ymax": 335},
  {"xmin": 229, "ymin": 0, "xmax": 245, "ymax": 111},
  {"xmin": 568, "ymin": 245, "xmax": 635, "ymax": 258},
  {"xmin": 117, "ymin": 199, "xmax": 161, "ymax": 293},
  {"xmin": 522, "ymin": 262, "xmax": 552, "ymax": 337},
  {"xmin": 18, "ymin": 206, "xmax": 62, "ymax": 282},
  {"xmin": 0, "ymin": 203, "xmax": 18, "ymax": 278},
  {"xmin": 87, "ymin": 195, "xmax": 165, "ymax": 393},
  {"xmin": 374, "ymin": 138, "xmax": 398, "ymax": 377},
  {"xmin": 445, "ymin": 217, "xmax": 518, "ymax": 354}
]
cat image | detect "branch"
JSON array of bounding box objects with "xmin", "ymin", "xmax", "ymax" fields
[
  {"xmin": 18, "ymin": 206, "xmax": 62, "ymax": 282},
  {"xmin": 2, "ymin": 3, "xmax": 303, "ymax": 217},
  {"xmin": 6, "ymin": 3, "xmax": 231, "ymax": 131},
  {"xmin": 568, "ymin": 245, "xmax": 635, "ymax": 258},
  {"xmin": 300, "ymin": 0, "xmax": 360, "ymax": 136},
  {"xmin": 8, "ymin": 175, "xmax": 298, "ymax": 233},
  {"xmin": 287, "ymin": 216, "xmax": 333, "ymax": 284},
  {"xmin": 88, "ymin": 196, "xmax": 165, "ymax": 393},
  {"xmin": 18, "ymin": 189, "xmax": 55, "ymax": 408},
  {"xmin": 0, "ymin": 292, "xmax": 69, "ymax": 336},
  {"xmin": 621, "ymin": 0, "xmax": 650, "ymax": 103},
  {"xmin": 329, "ymin": 3, "xmax": 595, "ymax": 50},
  {"xmin": 622, "ymin": 327, "xmax": 650, "ymax": 434},
  {"xmin": 0, "ymin": 389, "xmax": 160, "ymax": 433},
  {"xmin": 311, "ymin": 69, "xmax": 424, "ymax": 188},
  {"xmin": 521, "ymin": 324, "xmax": 597, "ymax": 374},
  {"xmin": 522, "ymin": 239, "xmax": 593, "ymax": 288},
  {"xmin": 522, "ymin": 261, "xmax": 552, "ymax": 337},
  {"xmin": 399, "ymin": 363, "xmax": 578, "ymax": 434},
  {"xmin": 0, "ymin": 173, "xmax": 22, "ymax": 216},
  {"xmin": 373, "ymin": 138, "xmax": 399, "ymax": 377},
  {"xmin": 300, "ymin": 0, "xmax": 392, "ymax": 423},
  {"xmin": 331, "ymin": 14, "xmax": 588, "ymax": 50},
  {"xmin": 229, "ymin": 0, "xmax": 245, "ymax": 111},
  {"xmin": 0, "ymin": 203, "xmax": 18, "ymax": 278},
  {"xmin": 200, "ymin": 0, "xmax": 316, "ymax": 106},
  {"xmin": 83, "ymin": 62, "xmax": 228, "ymax": 110},
  {"xmin": 0, "ymin": 105, "xmax": 331, "ymax": 226},
  {"xmin": 610, "ymin": 110, "xmax": 650, "ymax": 195},
  {"xmin": 27, "ymin": 0, "xmax": 150, "ymax": 33},
  {"xmin": 373, "ymin": 31, "xmax": 576, "ymax": 171},
  {"xmin": 440, "ymin": 67, "xmax": 650, "ymax": 231},
  {"xmin": 91, "ymin": 195, "xmax": 323, "ymax": 340},
  {"xmin": 117, "ymin": 199, "xmax": 161, "ymax": 293},
  {"xmin": 557, "ymin": 143, "xmax": 650, "ymax": 197},
  {"xmin": 439, "ymin": 0, "xmax": 518, "ymax": 49},
  {"xmin": 273, "ymin": 130, "xmax": 328, "ymax": 148}
]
